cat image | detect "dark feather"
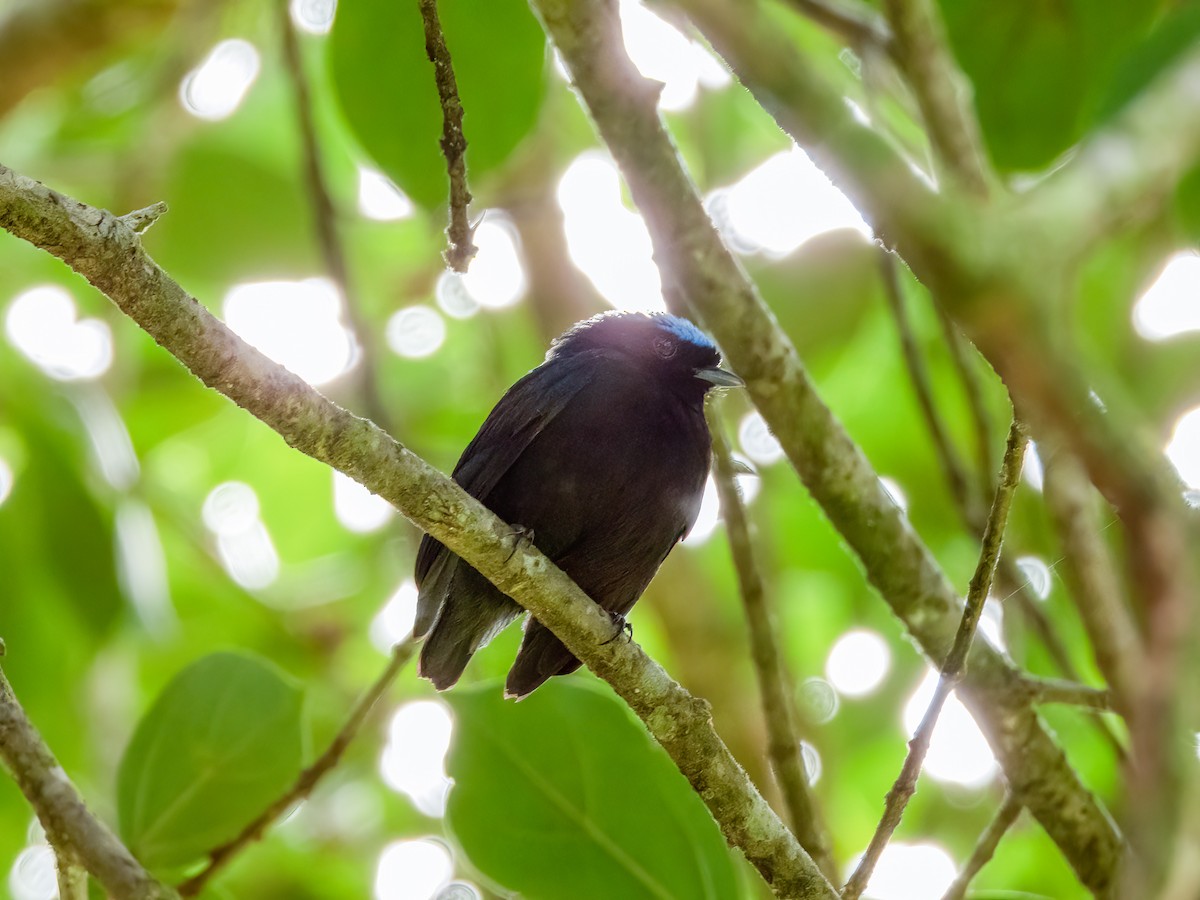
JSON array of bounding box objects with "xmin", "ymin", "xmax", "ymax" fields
[{"xmin": 413, "ymin": 311, "xmax": 733, "ymax": 696}]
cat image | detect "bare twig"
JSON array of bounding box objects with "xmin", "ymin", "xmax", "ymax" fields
[
  {"xmin": 933, "ymin": 305, "xmax": 997, "ymax": 496},
  {"xmin": 879, "ymin": 0, "xmax": 989, "ymax": 193},
  {"xmin": 418, "ymin": 0, "xmax": 477, "ymax": 272},
  {"xmin": 880, "ymin": 249, "xmax": 980, "ymax": 523},
  {"xmin": 276, "ymin": 0, "xmax": 393, "ymax": 431},
  {"xmin": 0, "ymin": 663, "xmax": 176, "ymax": 900},
  {"xmin": 781, "ymin": 0, "xmax": 892, "ymax": 55},
  {"xmin": 118, "ymin": 202, "xmax": 169, "ymax": 235},
  {"xmin": 1022, "ymin": 677, "xmax": 1113, "ymax": 711},
  {"xmin": 0, "ymin": 164, "xmax": 836, "ymax": 899},
  {"xmin": 177, "ymin": 641, "xmax": 417, "ymax": 897},
  {"xmin": 843, "ymin": 419, "xmax": 1026, "ymax": 900},
  {"xmin": 940, "ymin": 793, "xmax": 1023, "ymax": 900},
  {"xmin": 1043, "ymin": 448, "xmax": 1143, "ymax": 714},
  {"xmin": 709, "ymin": 408, "xmax": 836, "ymax": 881}
]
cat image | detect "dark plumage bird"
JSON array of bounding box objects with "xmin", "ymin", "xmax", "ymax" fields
[{"xmin": 412, "ymin": 310, "xmax": 741, "ymax": 698}]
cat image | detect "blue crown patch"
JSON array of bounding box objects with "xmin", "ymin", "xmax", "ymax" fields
[{"xmin": 658, "ymin": 315, "xmax": 715, "ymax": 350}]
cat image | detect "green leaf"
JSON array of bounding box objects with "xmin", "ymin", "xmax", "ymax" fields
[
  {"xmin": 117, "ymin": 652, "xmax": 305, "ymax": 871},
  {"xmin": 939, "ymin": 0, "xmax": 1157, "ymax": 171},
  {"xmin": 445, "ymin": 680, "xmax": 738, "ymax": 900},
  {"xmin": 328, "ymin": 0, "xmax": 547, "ymax": 209}
]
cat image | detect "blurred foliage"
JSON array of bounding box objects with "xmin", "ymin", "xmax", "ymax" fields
[{"xmin": 0, "ymin": 0, "xmax": 1195, "ymax": 898}]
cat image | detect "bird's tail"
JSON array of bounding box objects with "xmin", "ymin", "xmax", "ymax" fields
[
  {"xmin": 505, "ymin": 619, "xmax": 582, "ymax": 699},
  {"xmin": 417, "ymin": 565, "xmax": 521, "ymax": 691}
]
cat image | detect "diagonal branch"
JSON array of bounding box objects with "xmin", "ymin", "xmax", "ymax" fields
[
  {"xmin": 529, "ymin": 0, "xmax": 1122, "ymax": 892},
  {"xmin": 0, "ymin": 164, "xmax": 836, "ymax": 900},
  {"xmin": 709, "ymin": 408, "xmax": 836, "ymax": 881},
  {"xmin": 0, "ymin": 660, "xmax": 177, "ymax": 900},
  {"xmin": 177, "ymin": 641, "xmax": 418, "ymax": 897},
  {"xmin": 940, "ymin": 792, "xmax": 1023, "ymax": 900},
  {"xmin": 879, "ymin": 0, "xmax": 990, "ymax": 192},
  {"xmin": 842, "ymin": 418, "xmax": 1026, "ymax": 899}
]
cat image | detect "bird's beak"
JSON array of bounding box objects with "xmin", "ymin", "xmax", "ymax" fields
[{"xmin": 694, "ymin": 366, "xmax": 744, "ymax": 388}]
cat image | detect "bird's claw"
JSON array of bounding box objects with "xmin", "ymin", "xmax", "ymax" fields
[
  {"xmin": 505, "ymin": 524, "xmax": 535, "ymax": 563},
  {"xmin": 601, "ymin": 612, "xmax": 634, "ymax": 645}
]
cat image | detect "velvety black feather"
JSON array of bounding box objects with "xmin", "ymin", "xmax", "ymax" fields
[{"xmin": 413, "ymin": 311, "xmax": 734, "ymax": 697}]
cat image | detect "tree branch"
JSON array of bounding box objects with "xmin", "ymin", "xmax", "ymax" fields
[
  {"xmin": 843, "ymin": 418, "xmax": 1026, "ymax": 899},
  {"xmin": 276, "ymin": 0, "xmax": 393, "ymax": 432},
  {"xmin": 879, "ymin": 0, "xmax": 990, "ymax": 193},
  {"xmin": 0, "ymin": 662, "xmax": 176, "ymax": 900},
  {"xmin": 1021, "ymin": 677, "xmax": 1114, "ymax": 712},
  {"xmin": 529, "ymin": 1, "xmax": 1122, "ymax": 892},
  {"xmin": 709, "ymin": 408, "xmax": 836, "ymax": 881},
  {"xmin": 940, "ymin": 792, "xmax": 1023, "ymax": 900},
  {"xmin": 779, "ymin": 0, "xmax": 892, "ymax": 56},
  {"xmin": 1042, "ymin": 448, "xmax": 1143, "ymax": 714},
  {"xmin": 0, "ymin": 164, "xmax": 835, "ymax": 900},
  {"xmin": 418, "ymin": 0, "xmax": 477, "ymax": 272},
  {"xmin": 177, "ymin": 640, "xmax": 418, "ymax": 897}
]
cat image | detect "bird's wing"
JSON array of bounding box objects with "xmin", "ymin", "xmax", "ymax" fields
[{"xmin": 412, "ymin": 350, "xmax": 611, "ymax": 633}]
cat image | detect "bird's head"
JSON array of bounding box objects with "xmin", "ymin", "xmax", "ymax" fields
[{"xmin": 548, "ymin": 311, "xmax": 742, "ymax": 400}]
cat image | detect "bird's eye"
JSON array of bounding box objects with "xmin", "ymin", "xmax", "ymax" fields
[{"xmin": 653, "ymin": 336, "xmax": 678, "ymax": 359}]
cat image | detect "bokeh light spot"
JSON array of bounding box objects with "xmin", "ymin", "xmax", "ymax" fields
[
  {"xmin": 903, "ymin": 668, "xmax": 998, "ymax": 788},
  {"xmin": 558, "ymin": 152, "xmax": 665, "ymax": 314},
  {"xmin": 333, "ymin": 470, "xmax": 394, "ymax": 533},
  {"xmin": 370, "ymin": 579, "xmax": 419, "ymax": 653},
  {"xmin": 1133, "ymin": 252, "xmax": 1200, "ymax": 340},
  {"xmin": 6, "ymin": 285, "xmax": 113, "ymax": 381},
  {"xmin": 738, "ymin": 411, "xmax": 785, "ymax": 466},
  {"xmin": 291, "ymin": 0, "xmax": 337, "ymax": 35},
  {"xmin": 386, "ymin": 305, "xmax": 447, "ymax": 359},
  {"xmin": 1015, "ymin": 555, "xmax": 1052, "ymax": 600},
  {"xmin": 374, "ymin": 839, "xmax": 453, "ymax": 900},
  {"xmin": 618, "ymin": 0, "xmax": 729, "ymax": 111},
  {"xmin": 859, "ymin": 841, "xmax": 957, "ymax": 900},
  {"xmin": 224, "ymin": 279, "xmax": 356, "ymax": 386},
  {"xmin": 709, "ymin": 147, "xmax": 870, "ymax": 257},
  {"xmin": 825, "ymin": 629, "xmax": 892, "ymax": 698},
  {"xmin": 380, "ymin": 701, "xmax": 454, "ymax": 817},
  {"xmin": 0, "ymin": 456, "xmax": 13, "ymax": 507},
  {"xmin": 8, "ymin": 845, "xmax": 56, "ymax": 900},
  {"xmin": 358, "ymin": 167, "xmax": 414, "ymax": 221},
  {"xmin": 461, "ymin": 218, "xmax": 527, "ymax": 310},
  {"xmin": 1166, "ymin": 405, "xmax": 1200, "ymax": 489},
  {"xmin": 180, "ymin": 39, "xmax": 260, "ymax": 120},
  {"xmin": 1023, "ymin": 440, "xmax": 1044, "ymax": 492},
  {"xmin": 797, "ymin": 677, "xmax": 839, "ymax": 724}
]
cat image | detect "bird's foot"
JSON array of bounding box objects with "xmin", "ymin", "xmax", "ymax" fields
[
  {"xmin": 505, "ymin": 524, "xmax": 535, "ymax": 562},
  {"xmin": 601, "ymin": 612, "xmax": 634, "ymax": 645}
]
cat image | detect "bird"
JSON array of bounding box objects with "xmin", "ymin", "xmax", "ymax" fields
[{"xmin": 412, "ymin": 310, "xmax": 742, "ymax": 698}]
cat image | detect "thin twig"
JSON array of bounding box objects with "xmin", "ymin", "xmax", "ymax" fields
[
  {"xmin": 178, "ymin": 641, "xmax": 417, "ymax": 897},
  {"xmin": 781, "ymin": 0, "xmax": 893, "ymax": 55},
  {"xmin": 0, "ymin": 663, "xmax": 176, "ymax": 900},
  {"xmin": 1042, "ymin": 447, "xmax": 1143, "ymax": 716},
  {"xmin": 1021, "ymin": 676, "xmax": 1113, "ymax": 711},
  {"xmin": 708, "ymin": 407, "xmax": 837, "ymax": 881},
  {"xmin": 418, "ymin": 0, "xmax": 477, "ymax": 272},
  {"xmin": 880, "ymin": 252, "xmax": 1127, "ymax": 755},
  {"xmin": 933, "ymin": 305, "xmax": 997, "ymax": 496},
  {"xmin": 880, "ymin": 249, "xmax": 981, "ymax": 524},
  {"xmin": 843, "ymin": 418, "xmax": 1026, "ymax": 900},
  {"xmin": 879, "ymin": 0, "xmax": 989, "ymax": 193},
  {"xmin": 940, "ymin": 793, "xmax": 1023, "ymax": 900},
  {"xmin": 276, "ymin": 0, "xmax": 393, "ymax": 431}
]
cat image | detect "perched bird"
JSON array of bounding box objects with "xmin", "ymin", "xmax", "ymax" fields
[{"xmin": 413, "ymin": 311, "xmax": 741, "ymax": 698}]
